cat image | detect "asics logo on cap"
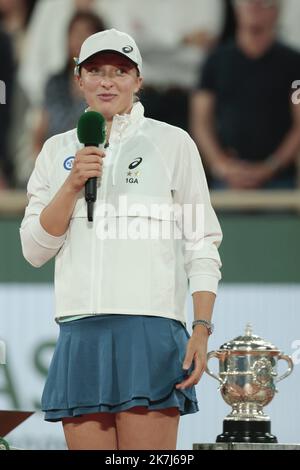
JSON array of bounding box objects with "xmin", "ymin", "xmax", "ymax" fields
[{"xmin": 122, "ymin": 46, "xmax": 133, "ymax": 53}]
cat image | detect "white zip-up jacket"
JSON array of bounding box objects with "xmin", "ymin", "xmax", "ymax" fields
[{"xmin": 20, "ymin": 102, "xmax": 222, "ymax": 326}]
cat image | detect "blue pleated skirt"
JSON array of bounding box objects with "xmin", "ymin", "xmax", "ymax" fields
[{"xmin": 41, "ymin": 314, "xmax": 199, "ymax": 421}]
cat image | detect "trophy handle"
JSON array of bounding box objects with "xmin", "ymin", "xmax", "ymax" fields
[
  {"xmin": 276, "ymin": 354, "xmax": 294, "ymax": 383},
  {"xmin": 206, "ymin": 351, "xmax": 224, "ymax": 384}
]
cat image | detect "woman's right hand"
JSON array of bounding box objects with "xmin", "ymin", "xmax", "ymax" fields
[{"xmin": 66, "ymin": 146, "xmax": 106, "ymax": 193}]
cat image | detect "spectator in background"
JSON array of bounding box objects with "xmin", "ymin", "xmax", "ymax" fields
[
  {"xmin": 100, "ymin": 0, "xmax": 225, "ymax": 131},
  {"xmin": 0, "ymin": 0, "xmax": 37, "ymax": 61},
  {"xmin": 191, "ymin": 0, "xmax": 300, "ymax": 189},
  {"xmin": 32, "ymin": 11, "xmax": 105, "ymax": 157},
  {"xmin": 18, "ymin": 0, "xmax": 105, "ymax": 107},
  {"xmin": 0, "ymin": 28, "xmax": 14, "ymax": 188},
  {"xmin": 12, "ymin": 0, "xmax": 106, "ymax": 187},
  {"xmin": 0, "ymin": 0, "xmax": 37, "ymax": 187}
]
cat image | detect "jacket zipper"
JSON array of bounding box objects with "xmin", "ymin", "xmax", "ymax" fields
[{"xmin": 95, "ymin": 143, "xmax": 113, "ymax": 312}]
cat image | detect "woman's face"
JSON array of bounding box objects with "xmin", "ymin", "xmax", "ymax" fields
[{"xmin": 77, "ymin": 52, "xmax": 143, "ymax": 121}]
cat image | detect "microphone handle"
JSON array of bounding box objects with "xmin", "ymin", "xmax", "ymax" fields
[
  {"xmin": 85, "ymin": 177, "xmax": 97, "ymax": 203},
  {"xmin": 84, "ymin": 142, "xmax": 99, "ymax": 203},
  {"xmin": 84, "ymin": 141, "xmax": 105, "ymax": 222},
  {"xmin": 85, "ymin": 176, "xmax": 96, "ymax": 222}
]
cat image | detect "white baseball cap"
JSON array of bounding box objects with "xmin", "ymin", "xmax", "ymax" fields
[{"xmin": 76, "ymin": 28, "xmax": 142, "ymax": 74}]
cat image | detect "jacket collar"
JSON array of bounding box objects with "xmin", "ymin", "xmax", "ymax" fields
[
  {"xmin": 109, "ymin": 101, "xmax": 144, "ymax": 143},
  {"xmin": 84, "ymin": 101, "xmax": 144, "ymax": 143}
]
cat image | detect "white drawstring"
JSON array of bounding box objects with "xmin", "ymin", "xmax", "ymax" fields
[
  {"xmin": 111, "ymin": 116, "xmax": 130, "ymax": 185},
  {"xmin": 112, "ymin": 143, "xmax": 123, "ymax": 186}
]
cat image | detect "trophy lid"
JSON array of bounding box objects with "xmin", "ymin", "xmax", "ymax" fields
[{"xmin": 219, "ymin": 323, "xmax": 279, "ymax": 352}]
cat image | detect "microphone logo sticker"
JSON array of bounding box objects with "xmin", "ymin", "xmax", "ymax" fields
[
  {"xmin": 127, "ymin": 158, "xmax": 142, "ymax": 184},
  {"xmin": 64, "ymin": 156, "xmax": 75, "ymax": 170}
]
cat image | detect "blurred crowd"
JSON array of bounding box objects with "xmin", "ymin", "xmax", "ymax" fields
[{"xmin": 0, "ymin": 0, "xmax": 300, "ymax": 190}]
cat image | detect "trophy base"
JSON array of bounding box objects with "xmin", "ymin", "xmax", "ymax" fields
[{"xmin": 216, "ymin": 420, "xmax": 278, "ymax": 443}]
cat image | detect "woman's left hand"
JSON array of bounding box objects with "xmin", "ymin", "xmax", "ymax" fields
[{"xmin": 175, "ymin": 330, "xmax": 208, "ymax": 390}]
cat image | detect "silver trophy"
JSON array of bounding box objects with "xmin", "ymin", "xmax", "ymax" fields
[{"xmin": 206, "ymin": 323, "xmax": 294, "ymax": 443}]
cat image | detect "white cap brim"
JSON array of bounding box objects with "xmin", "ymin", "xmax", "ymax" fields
[{"xmin": 77, "ymin": 28, "xmax": 142, "ymax": 73}]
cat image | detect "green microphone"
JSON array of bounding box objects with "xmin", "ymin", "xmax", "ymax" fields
[{"xmin": 77, "ymin": 111, "xmax": 106, "ymax": 221}]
